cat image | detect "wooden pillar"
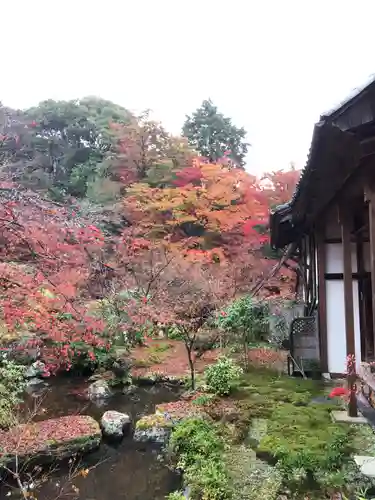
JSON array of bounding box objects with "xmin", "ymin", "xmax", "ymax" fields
[
  {"xmin": 316, "ymin": 229, "xmax": 328, "ymax": 373},
  {"xmin": 366, "ymin": 186, "xmax": 375, "ymax": 353},
  {"xmin": 340, "ymin": 206, "xmax": 358, "ymax": 417},
  {"xmin": 356, "ymin": 235, "xmax": 366, "ymax": 359}
]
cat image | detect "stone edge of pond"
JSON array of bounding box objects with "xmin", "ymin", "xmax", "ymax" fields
[
  {"xmin": 131, "ymin": 372, "xmax": 186, "ymax": 386},
  {"xmin": 0, "ymin": 415, "xmax": 102, "ymax": 470}
]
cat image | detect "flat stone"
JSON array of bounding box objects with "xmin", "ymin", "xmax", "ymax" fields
[
  {"xmin": 0, "ymin": 416, "xmax": 101, "ymax": 470},
  {"xmin": 311, "ymin": 396, "xmax": 333, "ymax": 405},
  {"xmin": 354, "ymin": 455, "xmax": 375, "ymax": 477},
  {"xmin": 133, "ymin": 414, "xmax": 174, "ymax": 445},
  {"xmin": 331, "ymin": 410, "xmax": 369, "ymax": 424}
]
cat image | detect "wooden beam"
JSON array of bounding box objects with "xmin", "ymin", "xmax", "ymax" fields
[
  {"xmin": 316, "ymin": 229, "xmax": 328, "ymax": 373},
  {"xmin": 340, "ymin": 206, "xmax": 357, "ymax": 417}
]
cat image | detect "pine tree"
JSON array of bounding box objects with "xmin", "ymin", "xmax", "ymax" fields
[{"xmin": 182, "ymin": 99, "xmax": 249, "ymax": 167}]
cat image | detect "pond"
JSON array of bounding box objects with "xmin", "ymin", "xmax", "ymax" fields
[{"xmin": 0, "ymin": 377, "xmax": 182, "ymax": 500}]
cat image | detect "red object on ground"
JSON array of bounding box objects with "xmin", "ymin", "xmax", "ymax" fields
[{"xmin": 329, "ymin": 387, "xmax": 348, "ymax": 398}]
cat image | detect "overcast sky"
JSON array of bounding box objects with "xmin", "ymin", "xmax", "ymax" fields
[{"xmin": 2, "ymin": 0, "xmax": 375, "ymax": 173}]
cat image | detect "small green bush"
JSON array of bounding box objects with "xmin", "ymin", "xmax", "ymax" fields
[
  {"xmin": 185, "ymin": 459, "xmax": 231, "ymax": 500},
  {"xmin": 169, "ymin": 418, "xmax": 232, "ymax": 500},
  {"xmin": 0, "ymin": 357, "xmax": 25, "ymax": 428},
  {"xmin": 217, "ymin": 296, "xmax": 269, "ymax": 343},
  {"xmin": 167, "ymin": 324, "xmax": 184, "ymax": 341},
  {"xmin": 205, "ymin": 357, "xmax": 243, "ymax": 396}
]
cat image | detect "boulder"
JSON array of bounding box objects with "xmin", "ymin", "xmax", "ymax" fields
[
  {"xmin": 26, "ymin": 377, "xmax": 44, "ymax": 386},
  {"xmin": 0, "ymin": 416, "xmax": 101, "ymax": 470},
  {"xmin": 24, "ymin": 361, "xmax": 47, "ymax": 379},
  {"xmin": 132, "ymin": 372, "xmax": 184, "ymax": 386},
  {"xmin": 123, "ymin": 384, "xmax": 137, "ymax": 396},
  {"xmin": 133, "ymin": 414, "xmax": 173, "ymax": 445},
  {"xmin": 100, "ymin": 411, "xmax": 130, "ymax": 439},
  {"xmin": 88, "ymin": 380, "xmax": 112, "ymax": 400}
]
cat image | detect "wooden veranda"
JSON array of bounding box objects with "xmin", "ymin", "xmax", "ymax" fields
[{"xmin": 270, "ymin": 76, "xmax": 375, "ymax": 414}]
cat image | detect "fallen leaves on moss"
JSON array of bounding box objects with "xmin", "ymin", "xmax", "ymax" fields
[{"xmin": 0, "ymin": 415, "xmax": 100, "ymax": 458}]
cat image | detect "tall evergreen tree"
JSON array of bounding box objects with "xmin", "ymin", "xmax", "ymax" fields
[{"xmin": 182, "ymin": 99, "xmax": 249, "ymax": 167}]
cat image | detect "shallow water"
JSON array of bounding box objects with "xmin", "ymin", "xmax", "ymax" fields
[{"xmin": 0, "ymin": 377, "xmax": 181, "ymax": 500}]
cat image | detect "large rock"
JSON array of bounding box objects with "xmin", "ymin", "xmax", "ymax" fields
[
  {"xmin": 100, "ymin": 411, "xmax": 130, "ymax": 439},
  {"xmin": 132, "ymin": 372, "xmax": 184, "ymax": 386},
  {"xmin": 88, "ymin": 379, "xmax": 112, "ymax": 400},
  {"xmin": 24, "ymin": 361, "xmax": 47, "ymax": 379},
  {"xmin": 133, "ymin": 414, "xmax": 173, "ymax": 445},
  {"xmin": 0, "ymin": 416, "xmax": 101, "ymax": 470},
  {"xmin": 123, "ymin": 384, "xmax": 137, "ymax": 396}
]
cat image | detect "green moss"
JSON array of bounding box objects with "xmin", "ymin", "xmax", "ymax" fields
[
  {"xmin": 223, "ymin": 367, "xmax": 374, "ymax": 497},
  {"xmin": 166, "ymin": 492, "xmax": 185, "ymax": 500},
  {"xmin": 257, "ymin": 403, "xmax": 350, "ymax": 468},
  {"xmin": 136, "ymin": 414, "xmax": 173, "ymax": 430}
]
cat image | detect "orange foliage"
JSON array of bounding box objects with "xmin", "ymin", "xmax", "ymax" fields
[{"xmin": 124, "ymin": 159, "xmax": 270, "ymax": 259}]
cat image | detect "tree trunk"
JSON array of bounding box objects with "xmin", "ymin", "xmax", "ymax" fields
[
  {"xmin": 347, "ymin": 373, "xmax": 358, "ymax": 418},
  {"xmin": 243, "ymin": 331, "xmax": 249, "ymax": 371},
  {"xmin": 187, "ymin": 348, "xmax": 195, "ymax": 390}
]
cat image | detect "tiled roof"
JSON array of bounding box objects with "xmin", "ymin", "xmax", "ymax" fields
[{"xmin": 272, "ymin": 75, "xmax": 375, "ymax": 218}]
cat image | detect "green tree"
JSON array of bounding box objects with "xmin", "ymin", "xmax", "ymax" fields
[
  {"xmin": 182, "ymin": 99, "xmax": 249, "ymax": 167},
  {"xmin": 0, "ymin": 98, "xmax": 133, "ymax": 199}
]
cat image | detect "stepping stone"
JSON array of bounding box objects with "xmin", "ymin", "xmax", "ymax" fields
[
  {"xmin": 311, "ymin": 396, "xmax": 334, "ymax": 405},
  {"xmin": 331, "ymin": 410, "xmax": 369, "ymax": 424},
  {"xmin": 354, "ymin": 455, "xmax": 375, "ymax": 477}
]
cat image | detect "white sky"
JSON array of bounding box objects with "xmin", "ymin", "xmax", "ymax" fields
[{"xmin": 2, "ymin": 0, "xmax": 375, "ymax": 173}]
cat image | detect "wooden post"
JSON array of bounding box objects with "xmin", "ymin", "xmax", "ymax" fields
[
  {"xmin": 340, "ymin": 206, "xmax": 358, "ymax": 417},
  {"xmin": 366, "ymin": 185, "xmax": 375, "ymax": 353},
  {"xmin": 316, "ymin": 229, "xmax": 328, "ymax": 373}
]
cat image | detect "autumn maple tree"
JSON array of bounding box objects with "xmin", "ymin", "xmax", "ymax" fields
[
  {"xmin": 0, "ymin": 92, "xmax": 301, "ymax": 381},
  {"xmin": 0, "ymin": 186, "xmax": 109, "ymax": 371}
]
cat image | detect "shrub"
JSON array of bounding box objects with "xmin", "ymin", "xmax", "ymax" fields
[
  {"xmin": 218, "ymin": 296, "xmax": 269, "ymax": 343},
  {"xmin": 0, "ymin": 355, "xmax": 25, "ymax": 428},
  {"xmin": 185, "ymin": 459, "xmax": 231, "ymax": 500},
  {"xmin": 205, "ymin": 357, "xmax": 243, "ymax": 396},
  {"xmin": 167, "ymin": 324, "xmax": 184, "ymax": 341},
  {"xmin": 169, "ymin": 418, "xmax": 232, "ymax": 500}
]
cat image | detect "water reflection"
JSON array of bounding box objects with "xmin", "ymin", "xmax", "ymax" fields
[{"xmin": 0, "ymin": 378, "xmax": 181, "ymax": 500}]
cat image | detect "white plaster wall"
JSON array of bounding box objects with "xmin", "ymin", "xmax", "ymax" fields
[
  {"xmin": 325, "ymin": 243, "xmax": 361, "ymax": 373},
  {"xmin": 326, "ymin": 280, "xmax": 361, "ymax": 373},
  {"xmin": 325, "ymin": 243, "xmax": 357, "ymax": 273}
]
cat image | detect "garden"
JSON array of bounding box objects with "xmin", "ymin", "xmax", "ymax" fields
[{"xmin": 0, "ymin": 97, "xmax": 374, "ymax": 500}]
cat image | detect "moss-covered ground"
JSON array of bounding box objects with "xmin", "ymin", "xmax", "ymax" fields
[{"xmin": 166, "ymin": 367, "xmax": 375, "ymax": 500}]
